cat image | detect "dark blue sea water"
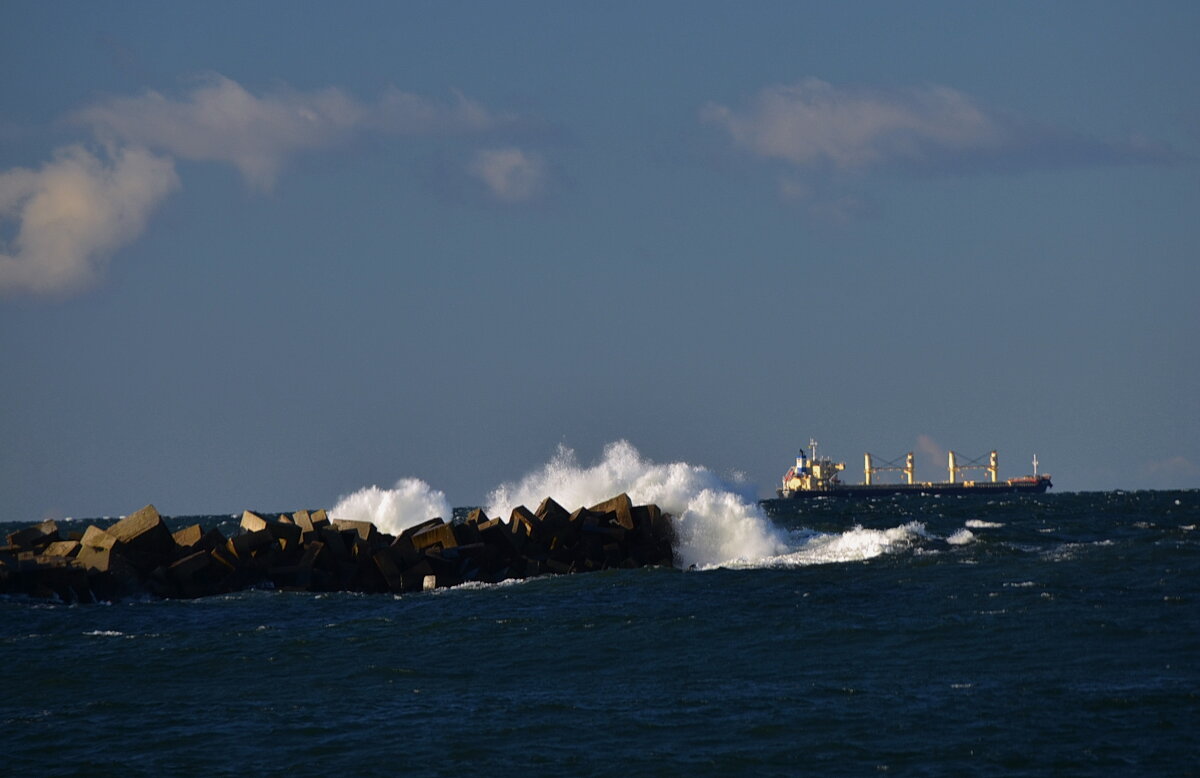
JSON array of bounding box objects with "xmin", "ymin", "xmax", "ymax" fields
[{"xmin": 3, "ymin": 490, "xmax": 1198, "ymax": 776}]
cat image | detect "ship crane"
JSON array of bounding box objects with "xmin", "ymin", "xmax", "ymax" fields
[
  {"xmin": 864, "ymin": 452, "xmax": 915, "ymax": 485},
  {"xmin": 947, "ymin": 450, "xmax": 999, "ymax": 484}
]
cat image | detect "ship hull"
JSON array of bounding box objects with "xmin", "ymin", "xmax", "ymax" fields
[{"xmin": 775, "ymin": 477, "xmax": 1052, "ymax": 499}]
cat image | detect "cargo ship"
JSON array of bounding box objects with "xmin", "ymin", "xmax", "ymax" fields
[{"xmin": 775, "ymin": 440, "xmax": 1052, "ymax": 498}]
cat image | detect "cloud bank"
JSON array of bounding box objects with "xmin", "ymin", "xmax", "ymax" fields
[
  {"xmin": 75, "ymin": 74, "xmax": 518, "ymax": 191},
  {"xmin": 2, "ymin": 74, "xmax": 544, "ymax": 296},
  {"xmin": 0, "ymin": 145, "xmax": 178, "ymax": 296},
  {"xmin": 703, "ymin": 77, "xmax": 1178, "ymax": 216}
]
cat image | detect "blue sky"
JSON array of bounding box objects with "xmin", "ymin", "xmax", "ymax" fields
[{"xmin": 2, "ymin": 1, "xmax": 1198, "ymax": 519}]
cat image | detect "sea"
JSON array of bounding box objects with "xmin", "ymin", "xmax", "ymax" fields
[{"xmin": 3, "ymin": 443, "xmax": 1198, "ymax": 776}]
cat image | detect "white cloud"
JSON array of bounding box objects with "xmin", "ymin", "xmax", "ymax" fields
[
  {"xmin": 76, "ymin": 73, "xmax": 515, "ymax": 190},
  {"xmin": 468, "ymin": 147, "xmax": 548, "ymax": 203},
  {"xmin": 1, "ymin": 75, "xmax": 545, "ymax": 297},
  {"xmin": 703, "ymin": 77, "xmax": 1007, "ymax": 172},
  {"xmin": 0, "ymin": 145, "xmax": 178, "ymax": 296},
  {"xmin": 704, "ymin": 77, "xmax": 1178, "ymax": 182}
]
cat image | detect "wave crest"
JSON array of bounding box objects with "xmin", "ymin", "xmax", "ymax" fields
[
  {"xmin": 331, "ymin": 478, "xmax": 451, "ymax": 536},
  {"xmin": 486, "ymin": 440, "xmax": 787, "ymax": 568}
]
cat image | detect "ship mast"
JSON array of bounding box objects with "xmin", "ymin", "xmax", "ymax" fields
[
  {"xmin": 809, "ymin": 438, "xmax": 819, "ymax": 461},
  {"xmin": 1032, "ymin": 454, "xmax": 1039, "ymax": 476}
]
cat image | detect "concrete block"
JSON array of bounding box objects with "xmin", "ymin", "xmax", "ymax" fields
[
  {"xmin": 400, "ymin": 518, "xmax": 446, "ymax": 541},
  {"xmin": 309, "ymin": 509, "xmax": 330, "ymax": 528},
  {"xmin": 318, "ymin": 527, "xmax": 350, "ymax": 561},
  {"xmin": 590, "ymin": 493, "xmax": 635, "ymax": 530},
  {"xmin": 372, "ymin": 548, "xmax": 405, "ymax": 592},
  {"xmin": 240, "ymin": 511, "xmax": 269, "ymax": 533},
  {"xmin": 410, "ymin": 522, "xmax": 457, "ymax": 552},
  {"xmin": 298, "ymin": 541, "xmax": 328, "ymax": 570},
  {"xmin": 390, "ymin": 535, "xmax": 421, "ymax": 569},
  {"xmin": 81, "ymin": 525, "xmax": 121, "ymax": 552},
  {"xmin": 535, "ymin": 497, "xmax": 570, "ymax": 526},
  {"xmin": 292, "ymin": 510, "xmax": 316, "ymax": 534},
  {"xmin": 107, "ymin": 505, "xmax": 176, "ymax": 573},
  {"xmin": 172, "ymin": 524, "xmax": 205, "ymax": 552},
  {"xmin": 510, "ymin": 506, "xmax": 538, "ymax": 541},
  {"xmin": 6, "ymin": 519, "xmax": 60, "ymax": 549},
  {"xmin": 332, "ymin": 519, "xmax": 378, "ymax": 543},
  {"xmin": 230, "ymin": 528, "xmax": 276, "ymax": 560},
  {"xmin": 264, "ymin": 520, "xmax": 303, "ymax": 551},
  {"xmin": 465, "ymin": 508, "xmax": 489, "ymax": 525},
  {"xmin": 422, "ymin": 574, "xmax": 438, "ymax": 591},
  {"xmin": 452, "ymin": 521, "xmax": 481, "ymax": 547},
  {"xmin": 43, "ymin": 540, "xmax": 80, "ymax": 557},
  {"xmin": 476, "ymin": 518, "xmax": 518, "ymax": 556}
]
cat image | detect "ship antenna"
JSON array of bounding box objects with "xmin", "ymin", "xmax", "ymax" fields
[{"xmin": 809, "ymin": 438, "xmax": 819, "ymax": 460}]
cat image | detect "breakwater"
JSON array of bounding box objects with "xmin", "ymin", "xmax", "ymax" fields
[{"xmin": 0, "ymin": 494, "xmax": 676, "ymax": 603}]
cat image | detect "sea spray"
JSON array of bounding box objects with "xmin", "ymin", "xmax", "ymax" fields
[
  {"xmin": 735, "ymin": 522, "xmax": 929, "ymax": 569},
  {"xmin": 485, "ymin": 440, "xmax": 788, "ymax": 568},
  {"xmin": 330, "ymin": 478, "xmax": 451, "ymax": 536}
]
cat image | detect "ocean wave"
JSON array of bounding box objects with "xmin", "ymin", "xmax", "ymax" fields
[
  {"xmin": 331, "ymin": 478, "xmax": 452, "ymax": 536},
  {"xmin": 721, "ymin": 522, "xmax": 929, "ymax": 569},
  {"xmin": 947, "ymin": 528, "xmax": 976, "ymax": 545},
  {"xmin": 485, "ymin": 440, "xmax": 787, "ymax": 569}
]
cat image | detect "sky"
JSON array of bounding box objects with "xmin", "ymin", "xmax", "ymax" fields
[{"xmin": 2, "ymin": 1, "xmax": 1198, "ymax": 520}]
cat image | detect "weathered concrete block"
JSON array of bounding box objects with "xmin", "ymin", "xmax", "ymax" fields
[
  {"xmin": 390, "ymin": 535, "xmax": 420, "ymax": 569},
  {"xmin": 590, "ymin": 493, "xmax": 635, "ymax": 530},
  {"xmin": 298, "ymin": 541, "xmax": 328, "ymax": 570},
  {"xmin": 332, "ymin": 519, "xmax": 378, "ymax": 543},
  {"xmin": 43, "ymin": 540, "xmax": 80, "ymax": 557},
  {"xmin": 465, "ymin": 508, "xmax": 489, "ymax": 525},
  {"xmin": 309, "ymin": 509, "xmax": 330, "ymax": 528},
  {"xmin": 452, "ymin": 521, "xmax": 481, "ymax": 547},
  {"xmin": 535, "ymin": 497, "xmax": 570, "ymax": 526},
  {"xmin": 510, "ymin": 506, "xmax": 538, "ymax": 543},
  {"xmin": 476, "ymin": 518, "xmax": 518, "ymax": 556},
  {"xmin": 107, "ymin": 505, "xmax": 175, "ymax": 573},
  {"xmin": 318, "ymin": 527, "xmax": 350, "ymax": 561},
  {"xmin": 6, "ymin": 519, "xmax": 60, "ymax": 549},
  {"xmin": 172, "ymin": 524, "xmax": 205, "ymax": 552},
  {"xmin": 166, "ymin": 550, "xmax": 223, "ymax": 598},
  {"xmin": 81, "ymin": 525, "xmax": 121, "ymax": 552},
  {"xmin": 400, "ymin": 518, "xmax": 446, "ymax": 541},
  {"xmin": 240, "ymin": 511, "xmax": 269, "ymax": 533},
  {"xmin": 263, "ymin": 520, "xmax": 303, "ymax": 551},
  {"xmin": 230, "ymin": 529, "xmax": 276, "ymax": 560},
  {"xmin": 422, "ymin": 574, "xmax": 438, "ymax": 591},
  {"xmin": 372, "ymin": 548, "xmax": 404, "ymax": 592},
  {"xmin": 410, "ymin": 522, "xmax": 457, "ymax": 552},
  {"xmin": 292, "ymin": 510, "xmax": 316, "ymax": 534}
]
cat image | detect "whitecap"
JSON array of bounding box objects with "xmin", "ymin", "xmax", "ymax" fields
[
  {"xmin": 485, "ymin": 440, "xmax": 786, "ymax": 569},
  {"xmin": 947, "ymin": 528, "xmax": 976, "ymax": 545},
  {"xmin": 331, "ymin": 478, "xmax": 451, "ymax": 536}
]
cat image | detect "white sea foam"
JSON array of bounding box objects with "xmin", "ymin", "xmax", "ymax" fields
[
  {"xmin": 485, "ymin": 440, "xmax": 788, "ymax": 569},
  {"xmin": 965, "ymin": 519, "xmax": 1004, "ymax": 529},
  {"xmin": 331, "ymin": 478, "xmax": 452, "ymax": 536},
  {"xmin": 947, "ymin": 528, "xmax": 976, "ymax": 545},
  {"xmin": 741, "ymin": 522, "xmax": 928, "ymax": 569}
]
